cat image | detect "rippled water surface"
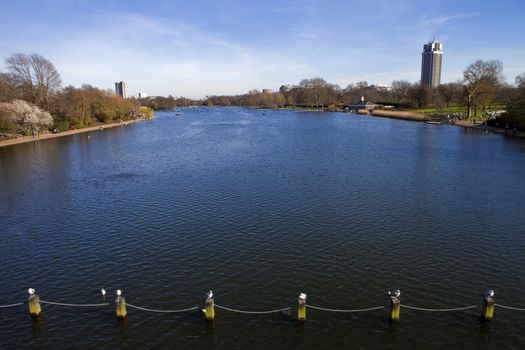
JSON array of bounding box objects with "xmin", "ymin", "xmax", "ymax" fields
[{"xmin": 1, "ymin": 108, "xmax": 525, "ymax": 349}]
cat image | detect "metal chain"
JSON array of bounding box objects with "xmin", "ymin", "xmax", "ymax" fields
[
  {"xmin": 402, "ymin": 304, "xmax": 477, "ymax": 312},
  {"xmin": 215, "ymin": 304, "xmax": 291, "ymax": 314},
  {"xmin": 40, "ymin": 300, "xmax": 110, "ymax": 307},
  {"xmin": 126, "ymin": 303, "xmax": 199, "ymax": 313},
  {"xmin": 495, "ymin": 304, "xmax": 525, "ymax": 311},
  {"xmin": 307, "ymin": 305, "xmax": 385, "ymax": 313},
  {"xmin": 0, "ymin": 302, "xmax": 24, "ymax": 308}
]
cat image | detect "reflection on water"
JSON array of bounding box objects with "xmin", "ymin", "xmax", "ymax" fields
[{"xmin": 1, "ymin": 108, "xmax": 525, "ymax": 349}]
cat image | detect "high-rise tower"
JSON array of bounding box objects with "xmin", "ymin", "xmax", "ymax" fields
[
  {"xmin": 115, "ymin": 81, "xmax": 127, "ymax": 98},
  {"xmin": 420, "ymin": 41, "xmax": 442, "ymax": 88}
]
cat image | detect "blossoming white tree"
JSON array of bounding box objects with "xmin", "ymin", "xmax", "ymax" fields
[{"xmin": 0, "ymin": 99, "xmax": 53, "ymax": 134}]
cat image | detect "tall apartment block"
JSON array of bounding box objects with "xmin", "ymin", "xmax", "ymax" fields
[
  {"xmin": 420, "ymin": 41, "xmax": 442, "ymax": 88},
  {"xmin": 115, "ymin": 81, "xmax": 127, "ymax": 98}
]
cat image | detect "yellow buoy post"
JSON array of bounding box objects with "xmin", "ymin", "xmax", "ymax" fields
[
  {"xmin": 388, "ymin": 289, "xmax": 401, "ymax": 321},
  {"xmin": 115, "ymin": 289, "xmax": 127, "ymax": 320},
  {"xmin": 27, "ymin": 288, "xmax": 41, "ymax": 318},
  {"xmin": 297, "ymin": 293, "xmax": 307, "ymax": 322},
  {"xmin": 481, "ymin": 289, "xmax": 495, "ymax": 322},
  {"xmin": 205, "ymin": 290, "xmax": 214, "ymax": 321}
]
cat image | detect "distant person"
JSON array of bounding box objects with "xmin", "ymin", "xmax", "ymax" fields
[{"xmin": 505, "ymin": 123, "xmax": 509, "ymax": 133}]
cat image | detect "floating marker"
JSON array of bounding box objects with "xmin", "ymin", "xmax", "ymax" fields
[
  {"xmin": 387, "ymin": 290, "xmax": 401, "ymax": 321},
  {"xmin": 27, "ymin": 288, "xmax": 41, "ymax": 318},
  {"xmin": 115, "ymin": 289, "xmax": 126, "ymax": 320},
  {"xmin": 205, "ymin": 291, "xmax": 214, "ymax": 321},
  {"xmin": 481, "ymin": 289, "xmax": 495, "ymax": 322},
  {"xmin": 298, "ymin": 293, "xmax": 307, "ymax": 322}
]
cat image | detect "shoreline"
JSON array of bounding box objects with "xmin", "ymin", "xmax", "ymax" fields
[
  {"xmin": 454, "ymin": 119, "xmax": 525, "ymax": 138},
  {"xmin": 0, "ymin": 118, "xmax": 151, "ymax": 148}
]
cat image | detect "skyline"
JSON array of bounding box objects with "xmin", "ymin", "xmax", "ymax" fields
[{"xmin": 0, "ymin": 0, "xmax": 524, "ymax": 99}]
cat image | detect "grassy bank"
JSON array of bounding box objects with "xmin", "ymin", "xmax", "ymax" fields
[{"xmin": 410, "ymin": 104, "xmax": 506, "ymax": 118}]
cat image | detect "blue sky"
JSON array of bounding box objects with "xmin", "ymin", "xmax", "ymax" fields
[{"xmin": 0, "ymin": 0, "xmax": 524, "ymax": 98}]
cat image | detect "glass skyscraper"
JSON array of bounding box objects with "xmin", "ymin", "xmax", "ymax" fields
[
  {"xmin": 420, "ymin": 41, "xmax": 442, "ymax": 88},
  {"xmin": 115, "ymin": 81, "xmax": 127, "ymax": 98}
]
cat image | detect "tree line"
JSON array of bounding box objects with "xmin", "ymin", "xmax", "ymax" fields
[
  {"xmin": 0, "ymin": 53, "xmax": 153, "ymax": 136},
  {"xmin": 1, "ymin": 53, "xmax": 523, "ymax": 134},
  {"xmin": 202, "ymin": 60, "xmax": 524, "ymax": 130}
]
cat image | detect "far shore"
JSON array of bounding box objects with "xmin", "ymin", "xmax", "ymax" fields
[
  {"xmin": 0, "ymin": 118, "xmax": 151, "ymax": 148},
  {"xmin": 454, "ymin": 119, "xmax": 525, "ymax": 138}
]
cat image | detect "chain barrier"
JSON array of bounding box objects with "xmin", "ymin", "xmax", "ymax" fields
[
  {"xmin": 215, "ymin": 304, "xmax": 291, "ymax": 314},
  {"xmin": 308, "ymin": 305, "xmax": 385, "ymax": 313},
  {"xmin": 40, "ymin": 300, "xmax": 110, "ymax": 307},
  {"xmin": 495, "ymin": 304, "xmax": 525, "ymax": 311},
  {"xmin": 126, "ymin": 303, "xmax": 199, "ymax": 313},
  {"xmin": 4, "ymin": 293, "xmax": 525, "ymax": 318},
  {"xmin": 0, "ymin": 302, "xmax": 24, "ymax": 308},
  {"xmin": 401, "ymin": 304, "xmax": 477, "ymax": 312}
]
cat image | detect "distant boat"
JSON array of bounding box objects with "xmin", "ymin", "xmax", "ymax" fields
[{"xmin": 425, "ymin": 121, "xmax": 441, "ymax": 125}]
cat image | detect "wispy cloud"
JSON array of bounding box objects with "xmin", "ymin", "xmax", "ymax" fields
[
  {"xmin": 419, "ymin": 12, "xmax": 480, "ymax": 28},
  {"xmin": 50, "ymin": 12, "xmax": 313, "ymax": 97},
  {"xmin": 1, "ymin": 1, "xmax": 523, "ymax": 96}
]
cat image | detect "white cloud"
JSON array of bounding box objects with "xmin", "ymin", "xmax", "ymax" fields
[
  {"xmin": 418, "ymin": 12, "xmax": 480, "ymax": 31},
  {"xmin": 2, "ymin": 4, "xmax": 523, "ymax": 97},
  {"xmin": 44, "ymin": 12, "xmax": 315, "ymax": 98}
]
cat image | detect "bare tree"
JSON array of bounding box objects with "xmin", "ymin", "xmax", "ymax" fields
[
  {"xmin": 5, "ymin": 53, "xmax": 61, "ymax": 110},
  {"xmin": 0, "ymin": 72, "xmax": 18, "ymax": 102},
  {"xmin": 437, "ymin": 82, "xmax": 463, "ymax": 109},
  {"xmin": 462, "ymin": 60, "xmax": 503, "ymax": 118},
  {"xmin": 516, "ymin": 74, "xmax": 525, "ymax": 88},
  {"xmin": 391, "ymin": 80, "xmax": 412, "ymax": 105}
]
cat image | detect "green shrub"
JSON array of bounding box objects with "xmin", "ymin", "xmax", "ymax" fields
[
  {"xmin": 54, "ymin": 120, "xmax": 70, "ymax": 132},
  {"xmin": 0, "ymin": 117, "xmax": 18, "ymax": 134},
  {"xmin": 84, "ymin": 116, "xmax": 94, "ymax": 126},
  {"xmin": 70, "ymin": 117, "xmax": 83, "ymax": 129},
  {"xmin": 138, "ymin": 106, "xmax": 154, "ymax": 119},
  {"xmin": 95, "ymin": 107, "xmax": 117, "ymax": 123}
]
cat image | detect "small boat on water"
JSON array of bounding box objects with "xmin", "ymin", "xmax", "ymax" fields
[{"xmin": 425, "ymin": 121, "xmax": 441, "ymax": 125}]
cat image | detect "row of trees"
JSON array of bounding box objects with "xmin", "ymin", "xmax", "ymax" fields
[
  {"xmin": 52, "ymin": 85, "xmax": 141, "ymax": 130},
  {"xmin": 137, "ymin": 95, "xmax": 197, "ymax": 110},
  {"xmin": 1, "ymin": 53, "xmax": 522, "ymax": 133},
  {"xmin": 503, "ymin": 74, "xmax": 525, "ymax": 130},
  {"xmin": 203, "ymin": 60, "xmax": 520, "ymax": 120},
  {"xmin": 0, "ymin": 53, "xmax": 152, "ymax": 136}
]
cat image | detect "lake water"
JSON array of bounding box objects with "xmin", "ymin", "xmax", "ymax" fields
[{"xmin": 1, "ymin": 108, "xmax": 525, "ymax": 349}]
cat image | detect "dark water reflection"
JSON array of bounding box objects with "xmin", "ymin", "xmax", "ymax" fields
[{"xmin": 1, "ymin": 108, "xmax": 525, "ymax": 349}]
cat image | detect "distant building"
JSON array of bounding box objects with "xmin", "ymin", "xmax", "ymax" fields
[
  {"xmin": 374, "ymin": 84, "xmax": 392, "ymax": 92},
  {"xmin": 115, "ymin": 81, "xmax": 127, "ymax": 98},
  {"xmin": 262, "ymin": 89, "xmax": 274, "ymax": 94},
  {"xmin": 420, "ymin": 41, "xmax": 442, "ymax": 88},
  {"xmin": 348, "ymin": 96, "xmax": 379, "ymax": 111},
  {"xmin": 138, "ymin": 92, "xmax": 148, "ymax": 98},
  {"xmin": 279, "ymin": 84, "xmax": 293, "ymax": 92}
]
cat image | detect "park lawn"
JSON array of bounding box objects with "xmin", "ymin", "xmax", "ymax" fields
[{"xmin": 410, "ymin": 104, "xmax": 506, "ymax": 118}]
